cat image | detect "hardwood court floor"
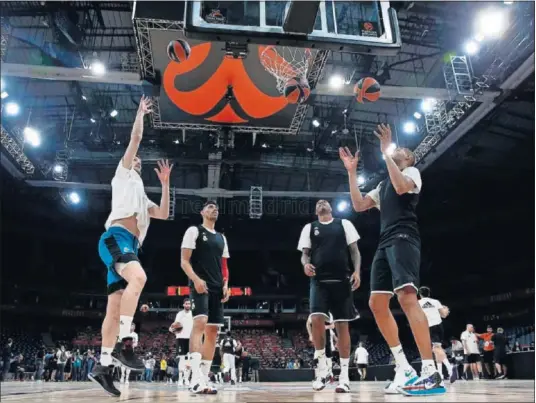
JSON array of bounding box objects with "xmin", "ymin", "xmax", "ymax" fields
[{"xmin": 0, "ymin": 380, "xmax": 533, "ymax": 402}]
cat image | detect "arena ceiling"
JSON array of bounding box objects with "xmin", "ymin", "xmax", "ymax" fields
[{"xmin": 1, "ymin": 1, "xmax": 534, "ymax": 237}]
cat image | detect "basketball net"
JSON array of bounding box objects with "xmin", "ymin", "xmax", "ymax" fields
[{"xmin": 260, "ymin": 46, "xmax": 313, "ymax": 94}]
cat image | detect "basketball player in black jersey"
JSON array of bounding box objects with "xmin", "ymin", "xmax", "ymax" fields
[
  {"xmin": 340, "ymin": 124, "xmax": 444, "ymax": 396},
  {"xmin": 180, "ymin": 201, "xmax": 231, "ymax": 394},
  {"xmin": 298, "ymin": 200, "xmax": 361, "ymax": 393}
]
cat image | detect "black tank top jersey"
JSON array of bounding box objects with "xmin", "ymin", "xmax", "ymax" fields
[
  {"xmin": 190, "ymin": 225, "xmax": 225, "ymax": 291},
  {"xmin": 221, "ymin": 337, "xmax": 235, "ymax": 354},
  {"xmin": 309, "ymin": 218, "xmax": 350, "ymax": 281},
  {"xmin": 377, "ymin": 175, "xmax": 420, "ymax": 248}
]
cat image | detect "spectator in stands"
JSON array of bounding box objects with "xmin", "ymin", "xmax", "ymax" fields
[
  {"xmin": 71, "ymin": 351, "xmax": 82, "ymax": 382},
  {"xmin": 241, "ymin": 349, "xmax": 251, "ymax": 382},
  {"xmin": 86, "ymin": 350, "xmax": 96, "ymax": 381},
  {"xmin": 144, "ymin": 353, "xmax": 155, "ymax": 382},
  {"xmin": 512, "ymin": 341, "xmax": 521, "ymax": 352},
  {"xmin": 44, "ymin": 349, "xmax": 56, "ymax": 382},
  {"xmin": 492, "ymin": 327, "xmax": 507, "ymax": 379},
  {"xmin": 159, "ymin": 356, "xmax": 168, "ymax": 382},
  {"xmin": 1, "ymin": 338, "xmax": 13, "ymax": 381},
  {"xmin": 11, "ymin": 354, "xmax": 25, "ymax": 382}
]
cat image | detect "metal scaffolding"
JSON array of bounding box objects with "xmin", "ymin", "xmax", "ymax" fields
[
  {"xmin": 0, "ymin": 125, "xmax": 35, "ymax": 175},
  {"xmin": 249, "ymin": 186, "xmax": 263, "ymax": 219}
]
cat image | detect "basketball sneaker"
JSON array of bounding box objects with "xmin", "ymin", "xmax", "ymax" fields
[
  {"xmin": 89, "ymin": 364, "xmax": 121, "ymax": 397},
  {"xmin": 384, "ymin": 365, "xmax": 418, "ymax": 394},
  {"xmin": 112, "ymin": 338, "xmax": 144, "ymax": 370},
  {"xmin": 397, "ymin": 368, "xmax": 446, "ymax": 396},
  {"xmin": 449, "ymin": 365, "xmax": 458, "ymax": 384},
  {"xmin": 335, "ymin": 378, "xmax": 351, "ymax": 393},
  {"xmin": 312, "ymin": 356, "xmax": 329, "ymax": 391},
  {"xmin": 189, "ymin": 381, "xmax": 207, "ymax": 394}
]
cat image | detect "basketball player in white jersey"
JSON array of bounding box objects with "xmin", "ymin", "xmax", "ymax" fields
[
  {"xmin": 418, "ymin": 287, "xmax": 456, "ymax": 383},
  {"xmin": 220, "ymin": 331, "xmax": 238, "ymax": 385},
  {"xmin": 91, "ymin": 96, "xmax": 173, "ymax": 397},
  {"xmin": 169, "ymin": 298, "xmax": 193, "ymax": 386},
  {"xmin": 120, "ymin": 323, "xmax": 139, "ymax": 384}
]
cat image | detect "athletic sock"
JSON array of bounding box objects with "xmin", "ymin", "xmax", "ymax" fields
[
  {"xmin": 100, "ymin": 347, "xmax": 114, "ymax": 366},
  {"xmin": 190, "ymin": 352, "xmax": 202, "ymax": 384},
  {"xmin": 201, "ymin": 360, "xmax": 212, "ymax": 382},
  {"xmin": 340, "ymin": 358, "xmax": 350, "ymax": 381},
  {"xmin": 119, "ymin": 316, "xmax": 133, "ymax": 340},
  {"xmin": 442, "ymin": 358, "xmax": 453, "ymax": 375},
  {"xmin": 390, "ymin": 345, "xmax": 411, "ymax": 370},
  {"xmin": 421, "ymin": 359, "xmax": 436, "ymax": 374}
]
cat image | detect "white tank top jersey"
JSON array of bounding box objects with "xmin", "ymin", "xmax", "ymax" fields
[
  {"xmin": 418, "ymin": 297, "xmax": 443, "ymax": 327},
  {"xmin": 460, "ymin": 331, "xmax": 480, "ymax": 355},
  {"xmin": 130, "ymin": 331, "xmax": 139, "ymax": 348},
  {"xmin": 171, "ymin": 310, "xmax": 193, "ymax": 339},
  {"xmin": 104, "ymin": 161, "xmax": 157, "ymax": 244}
]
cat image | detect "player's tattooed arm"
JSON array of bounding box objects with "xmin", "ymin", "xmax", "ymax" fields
[
  {"xmin": 348, "ymin": 242, "xmax": 361, "ymax": 291},
  {"xmin": 301, "ymin": 248, "xmax": 315, "ymax": 277}
]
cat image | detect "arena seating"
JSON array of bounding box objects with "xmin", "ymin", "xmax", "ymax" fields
[{"xmin": 0, "ymin": 328, "xmax": 42, "ymax": 362}]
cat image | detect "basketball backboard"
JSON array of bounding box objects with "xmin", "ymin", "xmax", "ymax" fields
[{"xmin": 184, "ymin": 0, "xmax": 401, "ymax": 55}]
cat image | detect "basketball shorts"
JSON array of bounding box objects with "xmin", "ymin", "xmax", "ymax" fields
[
  {"xmin": 370, "ymin": 238, "xmax": 420, "ymax": 294},
  {"xmin": 465, "ymin": 353, "xmax": 481, "ymax": 364},
  {"xmin": 176, "ymin": 338, "xmax": 190, "ymax": 356},
  {"xmin": 429, "ymin": 324, "xmax": 444, "ymax": 345},
  {"xmin": 325, "ymin": 329, "xmax": 333, "ymax": 358},
  {"xmin": 98, "ymin": 226, "xmax": 140, "ymax": 295},
  {"xmin": 357, "ymin": 363, "xmax": 368, "ymax": 369},
  {"xmin": 483, "ymin": 350, "xmax": 494, "ymax": 364},
  {"xmin": 190, "ymin": 287, "xmax": 225, "ymax": 326},
  {"xmin": 309, "ymin": 279, "xmax": 360, "ymax": 322},
  {"xmin": 493, "ymin": 350, "xmax": 506, "ymax": 365}
]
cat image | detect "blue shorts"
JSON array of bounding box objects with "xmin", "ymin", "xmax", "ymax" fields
[{"xmin": 98, "ymin": 226, "xmax": 140, "ymax": 295}]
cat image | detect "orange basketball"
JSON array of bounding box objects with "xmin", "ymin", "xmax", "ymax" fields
[
  {"xmin": 140, "ymin": 304, "xmax": 149, "ymax": 313},
  {"xmin": 353, "ymin": 77, "xmax": 381, "ymax": 103},
  {"xmin": 167, "ymin": 39, "xmax": 191, "ymax": 63},
  {"xmin": 284, "ymin": 77, "xmax": 311, "ymax": 104}
]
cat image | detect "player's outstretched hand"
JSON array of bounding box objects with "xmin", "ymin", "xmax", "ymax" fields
[
  {"xmin": 154, "ymin": 159, "xmax": 173, "ymax": 186},
  {"xmin": 373, "ymin": 123, "xmax": 392, "ymax": 155},
  {"xmin": 339, "ymin": 147, "xmax": 359, "ymax": 172},
  {"xmin": 350, "ymin": 271, "xmax": 361, "ymax": 291},
  {"xmin": 304, "ymin": 263, "xmax": 316, "ymax": 277},
  {"xmin": 137, "ymin": 95, "xmax": 153, "ymax": 116}
]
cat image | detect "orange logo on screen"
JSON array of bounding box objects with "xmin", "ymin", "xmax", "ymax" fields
[
  {"xmin": 163, "ymin": 43, "xmax": 289, "ymax": 124},
  {"xmin": 363, "ymin": 22, "xmax": 374, "ymax": 31}
]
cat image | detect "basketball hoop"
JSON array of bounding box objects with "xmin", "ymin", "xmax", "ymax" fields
[{"xmin": 260, "ymin": 46, "xmax": 313, "ymax": 94}]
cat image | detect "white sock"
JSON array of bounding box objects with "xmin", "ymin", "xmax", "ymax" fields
[
  {"xmin": 201, "ymin": 360, "xmax": 212, "ymax": 382},
  {"xmin": 340, "ymin": 358, "xmax": 350, "ymax": 381},
  {"xmin": 442, "ymin": 358, "xmax": 452, "ymax": 375},
  {"xmin": 119, "ymin": 316, "xmax": 133, "ymax": 340},
  {"xmin": 390, "ymin": 345, "xmax": 411, "ymax": 370},
  {"xmin": 190, "ymin": 352, "xmax": 202, "ymax": 384},
  {"xmin": 422, "ymin": 359, "xmax": 436, "ymax": 373},
  {"xmin": 100, "ymin": 347, "xmax": 114, "ymax": 366}
]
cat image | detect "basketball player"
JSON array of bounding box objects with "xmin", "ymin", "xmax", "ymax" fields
[
  {"xmin": 91, "ymin": 96, "xmax": 173, "ymax": 397},
  {"xmin": 169, "ymin": 298, "xmax": 193, "ymax": 386},
  {"xmin": 340, "ymin": 124, "xmax": 445, "ymax": 396},
  {"xmin": 418, "ymin": 287, "xmax": 456, "ymax": 383},
  {"xmin": 220, "ymin": 331, "xmax": 238, "ymax": 385},
  {"xmin": 120, "ymin": 323, "xmax": 139, "ymax": 384},
  {"xmin": 298, "ymin": 199, "xmax": 361, "ymax": 393},
  {"xmin": 354, "ymin": 342, "xmax": 369, "ymax": 380},
  {"xmin": 461, "ymin": 324, "xmax": 482, "ymax": 380},
  {"xmin": 306, "ymin": 314, "xmax": 336, "ymax": 381},
  {"xmin": 180, "ymin": 201, "xmax": 231, "ymax": 394}
]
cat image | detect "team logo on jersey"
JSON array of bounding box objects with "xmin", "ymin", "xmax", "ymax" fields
[
  {"xmin": 422, "ymin": 302, "xmax": 434, "ymax": 309},
  {"xmin": 313, "ymin": 227, "xmax": 319, "ymax": 236},
  {"xmin": 202, "ymin": 233, "xmax": 208, "ymax": 241}
]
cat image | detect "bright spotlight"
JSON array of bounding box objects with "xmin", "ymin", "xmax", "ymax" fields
[
  {"xmin": 53, "ymin": 164, "xmax": 64, "ymax": 173},
  {"xmin": 413, "ymin": 112, "xmax": 422, "ymax": 119},
  {"xmin": 1, "ymin": 91, "xmax": 8, "ymax": 99},
  {"xmin": 337, "ymin": 200, "xmax": 348, "ymax": 212},
  {"xmin": 503, "ymin": 1, "xmax": 513, "ymax": 5},
  {"xmin": 421, "ymin": 98, "xmax": 437, "ymax": 113},
  {"xmin": 357, "ymin": 175, "xmax": 365, "ymax": 186},
  {"xmin": 403, "ymin": 121, "xmax": 417, "ymax": 134},
  {"xmin": 90, "ymin": 61, "xmax": 106, "ymax": 76},
  {"xmin": 464, "ymin": 41, "xmax": 479, "ymax": 56},
  {"xmin": 23, "ymin": 127, "xmax": 41, "ymax": 147},
  {"xmin": 0, "ymin": 78, "xmax": 4, "ymax": 90},
  {"xmin": 90, "ymin": 118, "xmax": 96, "ymax": 123},
  {"xmin": 474, "ymin": 33, "xmax": 485, "ymax": 42},
  {"xmin": 475, "ymin": 9, "xmax": 508, "ymax": 39},
  {"xmin": 110, "ymin": 109, "xmax": 118, "ymax": 118},
  {"xmin": 312, "ymin": 119, "xmax": 320, "ymax": 128},
  {"xmin": 69, "ymin": 191, "xmax": 81, "ymax": 205},
  {"xmin": 5, "ymin": 102, "xmax": 20, "ymax": 116},
  {"xmin": 329, "ymin": 75, "xmax": 345, "ymax": 89}
]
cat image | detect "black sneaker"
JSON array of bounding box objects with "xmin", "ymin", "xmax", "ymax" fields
[
  {"xmin": 89, "ymin": 364, "xmax": 120, "ymax": 397},
  {"xmin": 112, "ymin": 338, "xmax": 144, "ymax": 370}
]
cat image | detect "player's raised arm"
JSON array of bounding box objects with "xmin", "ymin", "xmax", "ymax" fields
[
  {"xmin": 149, "ymin": 159, "xmax": 173, "ymax": 220},
  {"xmin": 339, "ymin": 147, "xmax": 377, "ymax": 212},
  {"xmin": 122, "ymin": 95, "xmax": 152, "ymax": 169}
]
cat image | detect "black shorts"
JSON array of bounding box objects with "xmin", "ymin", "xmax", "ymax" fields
[
  {"xmin": 176, "ymin": 338, "xmax": 190, "ymax": 356},
  {"xmin": 325, "ymin": 329, "xmax": 333, "ymax": 358},
  {"xmin": 357, "ymin": 363, "xmax": 368, "ymax": 369},
  {"xmin": 370, "ymin": 239, "xmax": 420, "ymax": 293},
  {"xmin": 494, "ymin": 350, "xmax": 506, "ymax": 365},
  {"xmin": 190, "ymin": 287, "xmax": 225, "ymax": 326},
  {"xmin": 483, "ymin": 350, "xmax": 494, "ymax": 364},
  {"xmin": 309, "ymin": 279, "xmax": 360, "ymax": 322},
  {"xmin": 465, "ymin": 353, "xmax": 481, "ymax": 364},
  {"xmin": 430, "ymin": 324, "xmax": 444, "ymax": 345}
]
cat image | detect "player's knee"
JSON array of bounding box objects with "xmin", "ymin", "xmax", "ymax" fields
[
  {"xmin": 368, "ymin": 295, "xmax": 389, "ymax": 314},
  {"xmin": 396, "ymin": 288, "xmax": 418, "ymax": 309},
  {"xmin": 310, "ymin": 314, "xmax": 325, "ymax": 328}
]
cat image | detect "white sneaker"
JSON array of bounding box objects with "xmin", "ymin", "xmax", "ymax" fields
[
  {"xmin": 312, "ymin": 356, "xmax": 329, "ymax": 391},
  {"xmin": 189, "ymin": 381, "xmax": 206, "ymax": 394},
  {"xmin": 335, "ymin": 379, "xmax": 351, "ymax": 393},
  {"xmin": 384, "ymin": 365, "xmax": 418, "ymax": 394},
  {"xmin": 120, "ymin": 378, "xmax": 125, "ymax": 384},
  {"xmin": 125, "ymin": 380, "xmax": 129, "ymax": 385}
]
